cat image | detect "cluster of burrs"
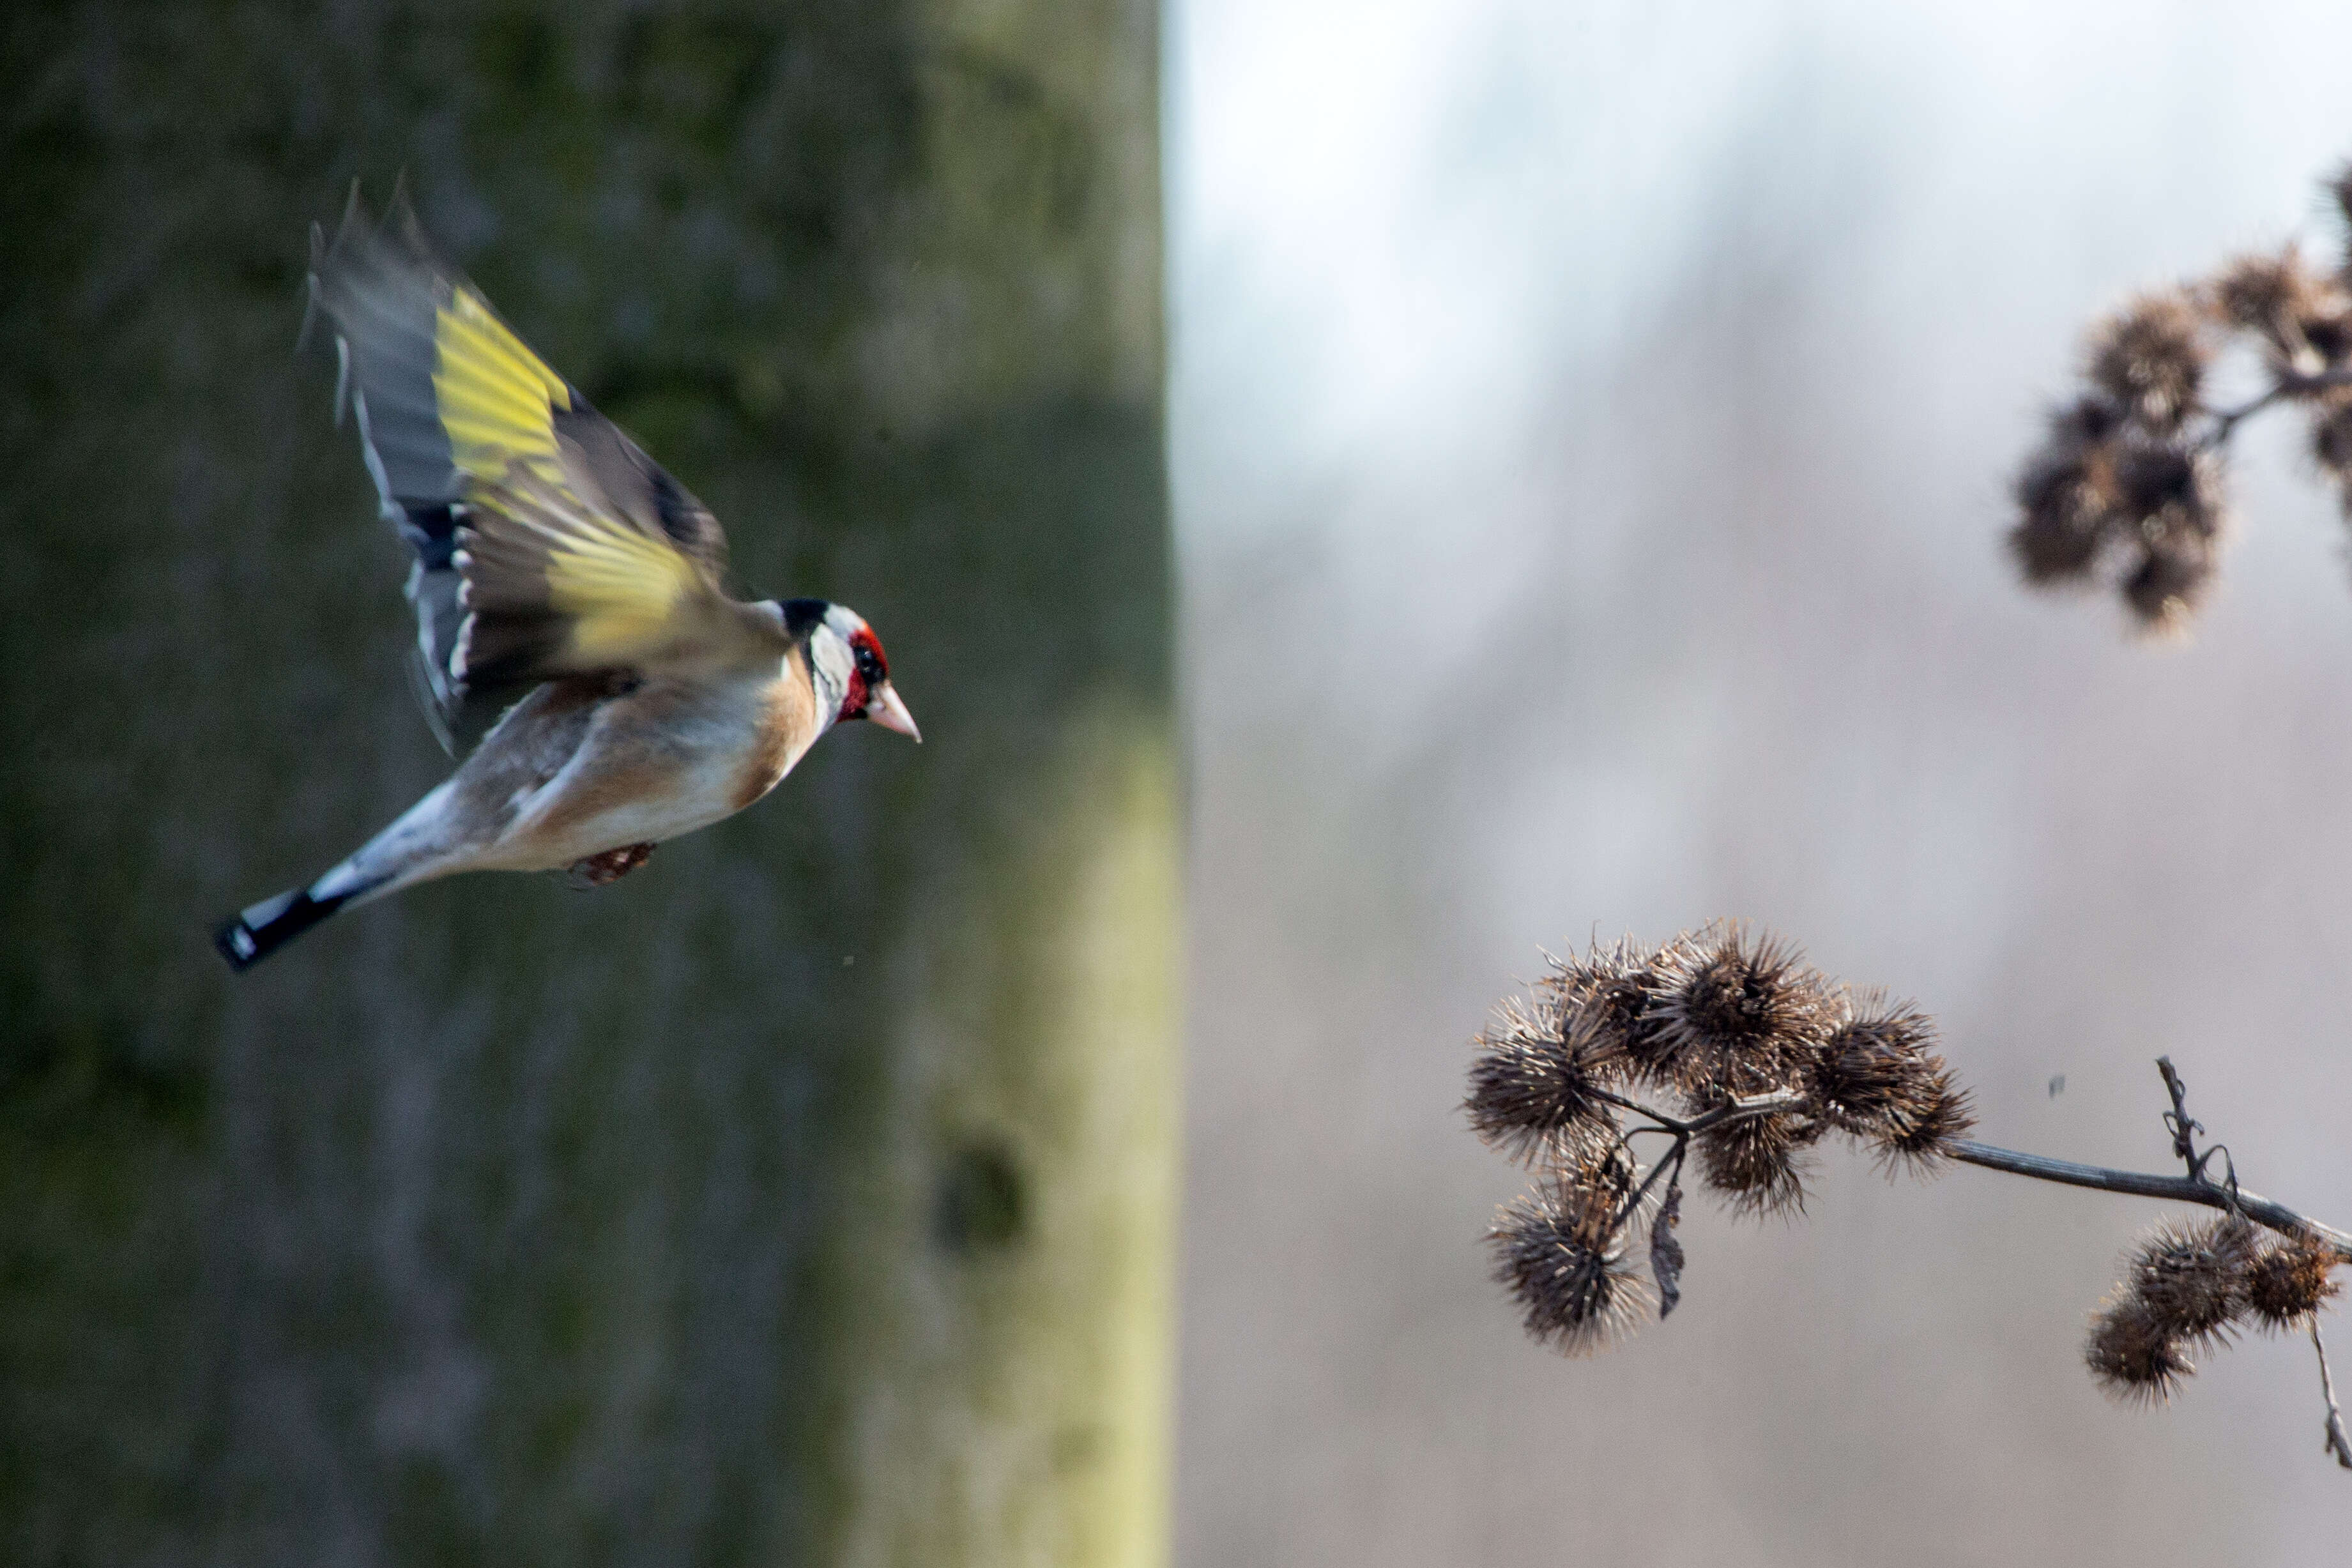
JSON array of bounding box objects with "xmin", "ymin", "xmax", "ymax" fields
[
  {"xmin": 2086, "ymin": 1213, "xmax": 2342, "ymax": 1403},
  {"xmin": 2084, "ymin": 1062, "xmax": 2344, "ymax": 1411},
  {"xmin": 1468, "ymin": 933, "xmax": 2352, "ymax": 1463},
  {"xmin": 2011, "ymin": 160, "xmax": 2352, "ymax": 632},
  {"xmin": 1467, "ymin": 924, "xmax": 1974, "ymax": 1355}
]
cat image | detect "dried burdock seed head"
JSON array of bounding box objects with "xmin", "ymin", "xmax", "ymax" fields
[
  {"xmin": 2010, "ymin": 397, "xmax": 2128, "ymax": 586},
  {"xmin": 2085, "ymin": 289, "xmax": 2212, "ymax": 430},
  {"xmin": 2310, "ymin": 397, "xmax": 2352, "ymax": 491},
  {"xmin": 1488, "ymin": 1178, "xmax": 1654, "ymax": 1356},
  {"xmin": 1542, "ymin": 935, "xmax": 1684, "ymax": 1077},
  {"xmin": 1540, "ymin": 934, "xmax": 1653, "ymax": 1005},
  {"xmin": 2245, "ymin": 1231, "xmax": 2344, "ymax": 1331},
  {"xmin": 2121, "ymin": 539, "xmax": 2217, "ymax": 634},
  {"xmin": 2210, "ymin": 250, "xmax": 2309, "ymax": 333},
  {"xmin": 1695, "ymin": 1100, "xmax": 1821, "ymax": 1219},
  {"xmin": 2302, "ymin": 308, "xmax": 2352, "ymax": 370},
  {"xmin": 2047, "ymin": 390, "xmax": 2127, "ymax": 452},
  {"xmin": 1808, "ymin": 991, "xmax": 1974, "ymax": 1174},
  {"xmin": 2008, "ymin": 483, "xmax": 2108, "ymax": 584},
  {"xmin": 2108, "ymin": 440, "xmax": 2229, "ymax": 633},
  {"xmin": 2112, "ymin": 439, "xmax": 2221, "ymax": 531},
  {"xmin": 2127, "ymin": 1214, "xmax": 2259, "ymax": 1347},
  {"xmin": 1867, "ymin": 1054, "xmax": 1976, "ymax": 1178},
  {"xmin": 1465, "ymin": 994, "xmax": 1620, "ymax": 1164},
  {"xmin": 2086, "ymin": 1294, "xmax": 2195, "ymax": 1406},
  {"xmin": 2206, "ymin": 247, "xmax": 2352, "ymax": 368},
  {"xmin": 1555, "ymin": 1131, "xmax": 1642, "ymax": 1214},
  {"xmin": 1646, "ymin": 924, "xmax": 1838, "ymax": 1093},
  {"xmin": 1810, "ymin": 991, "xmax": 1937, "ymax": 1124}
]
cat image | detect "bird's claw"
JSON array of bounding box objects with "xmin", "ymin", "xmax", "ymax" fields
[{"xmin": 566, "ymin": 843, "xmax": 657, "ymax": 889}]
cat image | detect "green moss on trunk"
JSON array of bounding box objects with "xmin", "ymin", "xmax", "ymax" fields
[{"xmin": 0, "ymin": 3, "xmax": 1175, "ymax": 1564}]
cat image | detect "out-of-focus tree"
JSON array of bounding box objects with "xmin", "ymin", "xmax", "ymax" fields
[{"xmin": 0, "ymin": 3, "xmax": 1175, "ymax": 1564}]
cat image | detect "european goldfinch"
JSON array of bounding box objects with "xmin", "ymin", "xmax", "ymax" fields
[{"xmin": 214, "ymin": 190, "xmax": 917, "ymax": 973}]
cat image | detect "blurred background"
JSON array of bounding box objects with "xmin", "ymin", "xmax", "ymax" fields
[
  {"xmin": 10, "ymin": 0, "xmax": 2352, "ymax": 1562},
  {"xmin": 1170, "ymin": 0, "xmax": 2352, "ymax": 1560}
]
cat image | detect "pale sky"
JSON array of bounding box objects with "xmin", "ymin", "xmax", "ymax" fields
[{"xmin": 1167, "ymin": 5, "xmax": 2352, "ymax": 1561}]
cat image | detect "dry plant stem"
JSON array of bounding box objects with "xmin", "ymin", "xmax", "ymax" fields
[
  {"xmin": 1950, "ymin": 1057, "xmax": 2347, "ymax": 1479},
  {"xmin": 1615, "ymin": 1146, "xmax": 1686, "ymax": 1233},
  {"xmin": 1588, "ymin": 1086, "xmax": 1807, "ymax": 1138},
  {"xmin": 2316, "ymin": 1320, "xmax": 2352, "ymax": 1470},
  {"xmin": 1948, "ymin": 1054, "xmax": 2351, "ymax": 1260},
  {"xmin": 1594, "ymin": 1088, "xmax": 1806, "ymax": 1230},
  {"xmin": 2205, "ymin": 366, "xmax": 2352, "ymax": 446},
  {"xmin": 1944, "ymin": 1146, "xmax": 2352, "ymax": 1261}
]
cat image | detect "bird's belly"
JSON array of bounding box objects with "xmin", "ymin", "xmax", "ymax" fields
[
  {"xmin": 503, "ymin": 766, "xmax": 749, "ymax": 870},
  {"xmin": 480, "ymin": 681, "xmax": 798, "ymax": 872}
]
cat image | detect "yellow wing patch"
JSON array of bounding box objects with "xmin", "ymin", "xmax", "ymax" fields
[
  {"xmin": 546, "ymin": 518, "xmax": 701, "ymax": 667},
  {"xmin": 433, "ymin": 287, "xmax": 574, "ymax": 487},
  {"xmin": 471, "ymin": 469, "xmax": 704, "ymax": 669},
  {"xmin": 432, "ymin": 288, "xmax": 719, "ymax": 684}
]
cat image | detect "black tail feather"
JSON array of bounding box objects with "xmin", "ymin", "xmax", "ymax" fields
[{"xmin": 213, "ymin": 887, "xmax": 350, "ymax": 973}]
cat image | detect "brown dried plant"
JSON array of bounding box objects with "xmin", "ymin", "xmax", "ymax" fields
[
  {"xmin": 2010, "ymin": 158, "xmax": 2352, "ymax": 632},
  {"xmin": 1467, "ymin": 926, "xmax": 2352, "ymax": 1470}
]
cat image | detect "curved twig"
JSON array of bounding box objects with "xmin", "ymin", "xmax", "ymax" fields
[
  {"xmin": 2201, "ymin": 366, "xmax": 2352, "ymax": 447},
  {"xmin": 1599, "ymin": 1088, "xmax": 1805, "ymax": 1232},
  {"xmin": 1946, "ymin": 1141, "xmax": 2352, "ymax": 1261},
  {"xmin": 2316, "ymin": 1321, "xmax": 2352, "ymax": 1470}
]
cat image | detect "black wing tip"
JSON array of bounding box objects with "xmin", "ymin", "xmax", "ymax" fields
[{"xmin": 211, "ymin": 888, "xmax": 347, "ymax": 973}]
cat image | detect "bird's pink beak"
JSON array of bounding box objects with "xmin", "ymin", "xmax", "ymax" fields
[{"xmin": 867, "ymin": 681, "xmax": 921, "ymax": 742}]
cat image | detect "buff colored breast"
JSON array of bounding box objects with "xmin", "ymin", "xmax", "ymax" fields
[
  {"xmin": 732, "ymin": 655, "xmax": 820, "ymax": 811},
  {"xmin": 478, "ymin": 666, "xmax": 809, "ymax": 872}
]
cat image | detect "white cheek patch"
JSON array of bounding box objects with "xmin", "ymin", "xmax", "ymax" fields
[{"xmin": 806, "ymin": 634, "xmax": 853, "ymax": 731}]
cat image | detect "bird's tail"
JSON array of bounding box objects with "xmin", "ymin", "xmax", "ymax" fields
[
  {"xmin": 213, "ymin": 884, "xmax": 362, "ymax": 971},
  {"xmin": 212, "ymin": 780, "xmax": 459, "ymax": 972}
]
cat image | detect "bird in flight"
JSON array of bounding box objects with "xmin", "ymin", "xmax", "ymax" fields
[{"xmin": 215, "ymin": 189, "xmax": 918, "ymax": 972}]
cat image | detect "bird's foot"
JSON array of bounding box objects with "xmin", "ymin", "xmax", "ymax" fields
[{"xmin": 566, "ymin": 842, "xmax": 657, "ymax": 889}]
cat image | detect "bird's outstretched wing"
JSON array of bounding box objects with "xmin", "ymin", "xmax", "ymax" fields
[
  {"xmin": 307, "ymin": 185, "xmax": 733, "ymax": 750},
  {"xmin": 453, "ymin": 459, "xmax": 719, "ymax": 689}
]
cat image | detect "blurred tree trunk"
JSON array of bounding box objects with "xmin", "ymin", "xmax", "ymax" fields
[{"xmin": 0, "ymin": 3, "xmax": 1175, "ymax": 1565}]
